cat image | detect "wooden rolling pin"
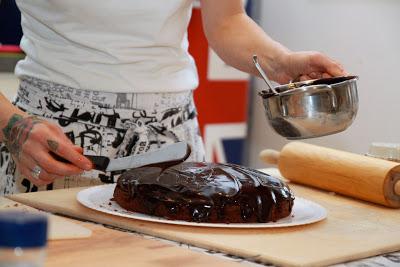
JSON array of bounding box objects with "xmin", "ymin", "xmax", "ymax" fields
[{"xmin": 260, "ymin": 142, "xmax": 400, "ymax": 208}]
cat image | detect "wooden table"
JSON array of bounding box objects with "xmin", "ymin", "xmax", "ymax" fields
[
  {"xmin": 44, "ymin": 220, "xmax": 243, "ymax": 267},
  {"xmin": 0, "ymin": 197, "xmax": 242, "ymax": 267},
  {"xmin": 3, "ymin": 201, "xmax": 400, "ymax": 267},
  {"xmin": 4, "ymin": 167, "xmax": 400, "ymax": 266},
  {"xmin": 8, "ymin": 180, "xmax": 400, "ymax": 267}
]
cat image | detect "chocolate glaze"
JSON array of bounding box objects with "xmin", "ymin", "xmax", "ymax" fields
[{"xmin": 115, "ymin": 161, "xmax": 294, "ymax": 223}]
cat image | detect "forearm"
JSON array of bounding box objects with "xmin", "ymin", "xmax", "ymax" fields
[
  {"xmin": 201, "ymin": 0, "xmax": 346, "ymax": 83},
  {"xmin": 0, "ymin": 92, "xmax": 26, "ymax": 142},
  {"xmin": 203, "ymin": 12, "xmax": 291, "ymax": 82}
]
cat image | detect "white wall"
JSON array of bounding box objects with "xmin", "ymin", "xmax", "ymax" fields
[{"xmin": 248, "ymin": 0, "xmax": 400, "ymax": 168}]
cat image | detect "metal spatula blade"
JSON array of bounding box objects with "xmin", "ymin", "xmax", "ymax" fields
[
  {"xmin": 51, "ymin": 141, "xmax": 190, "ymax": 172},
  {"xmin": 105, "ymin": 141, "xmax": 189, "ymax": 172}
]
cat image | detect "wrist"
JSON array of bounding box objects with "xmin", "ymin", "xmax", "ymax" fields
[
  {"xmin": 259, "ymin": 46, "xmax": 291, "ymax": 83},
  {"xmin": 1, "ymin": 114, "xmax": 43, "ymax": 160},
  {"xmin": 0, "ymin": 110, "xmax": 28, "ymax": 142},
  {"xmin": 275, "ymin": 49, "xmax": 292, "ymax": 73}
]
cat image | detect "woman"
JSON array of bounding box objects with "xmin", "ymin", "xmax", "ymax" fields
[{"xmin": 0, "ymin": 0, "xmax": 346, "ymax": 195}]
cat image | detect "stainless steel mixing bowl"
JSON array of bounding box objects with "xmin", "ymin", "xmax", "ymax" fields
[{"xmin": 259, "ymin": 76, "xmax": 359, "ymax": 139}]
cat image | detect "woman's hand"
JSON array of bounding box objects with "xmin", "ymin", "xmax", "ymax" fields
[
  {"xmin": 2, "ymin": 114, "xmax": 93, "ymax": 186},
  {"xmin": 271, "ymin": 51, "xmax": 348, "ymax": 84}
]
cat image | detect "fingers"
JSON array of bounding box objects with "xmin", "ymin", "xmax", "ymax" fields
[
  {"xmin": 21, "ymin": 122, "xmax": 92, "ymax": 175},
  {"xmin": 310, "ymin": 52, "xmax": 347, "ymax": 77},
  {"xmin": 12, "ymin": 116, "xmax": 93, "ymax": 176},
  {"xmin": 31, "ymin": 150, "xmax": 86, "ymax": 176},
  {"xmin": 303, "ymin": 72, "xmax": 332, "ymax": 81},
  {"xmin": 322, "ymin": 73, "xmax": 332, "ymax": 79},
  {"xmin": 47, "ymin": 140, "xmax": 92, "ymax": 171},
  {"xmin": 308, "ymin": 72, "xmax": 322, "ymax": 80},
  {"xmin": 289, "ymin": 51, "xmax": 349, "ymax": 82},
  {"xmin": 18, "ymin": 162, "xmax": 65, "ymax": 186},
  {"xmin": 33, "ymin": 121, "xmax": 93, "ymax": 171},
  {"xmin": 18, "ymin": 165, "xmax": 48, "ymax": 186},
  {"xmin": 299, "ymin": 75, "xmax": 312, "ymax": 81},
  {"xmin": 7, "ymin": 115, "xmax": 93, "ymax": 187},
  {"xmin": 17, "ymin": 138, "xmax": 85, "ymax": 186},
  {"xmin": 19, "ymin": 153, "xmax": 65, "ymax": 182}
]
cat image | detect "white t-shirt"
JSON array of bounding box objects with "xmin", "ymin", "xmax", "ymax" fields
[{"xmin": 15, "ymin": 0, "xmax": 199, "ymax": 93}]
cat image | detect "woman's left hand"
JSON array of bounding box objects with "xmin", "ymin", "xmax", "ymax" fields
[{"xmin": 272, "ymin": 51, "xmax": 349, "ymax": 84}]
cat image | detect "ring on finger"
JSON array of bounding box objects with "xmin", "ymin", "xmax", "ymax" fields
[{"xmin": 31, "ymin": 165, "xmax": 42, "ymax": 180}]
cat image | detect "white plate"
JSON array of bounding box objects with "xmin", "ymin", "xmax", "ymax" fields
[{"xmin": 77, "ymin": 184, "xmax": 327, "ymax": 228}]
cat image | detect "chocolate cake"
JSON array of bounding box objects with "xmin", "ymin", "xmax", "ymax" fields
[{"xmin": 113, "ymin": 162, "xmax": 294, "ymax": 223}]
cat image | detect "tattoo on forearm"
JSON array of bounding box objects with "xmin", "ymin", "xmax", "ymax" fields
[
  {"xmin": 47, "ymin": 139, "xmax": 59, "ymax": 152},
  {"xmin": 2, "ymin": 114, "xmax": 43, "ymax": 159}
]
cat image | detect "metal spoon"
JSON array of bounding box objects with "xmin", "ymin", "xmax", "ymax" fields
[{"xmin": 252, "ymin": 55, "xmax": 279, "ymax": 95}]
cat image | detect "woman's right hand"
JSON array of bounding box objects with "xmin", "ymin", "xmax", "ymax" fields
[{"xmin": 2, "ymin": 114, "xmax": 93, "ymax": 186}]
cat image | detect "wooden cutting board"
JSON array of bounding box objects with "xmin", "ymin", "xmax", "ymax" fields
[
  {"xmin": 8, "ymin": 168, "xmax": 400, "ymax": 267},
  {"xmin": 0, "ymin": 197, "xmax": 92, "ymax": 240}
]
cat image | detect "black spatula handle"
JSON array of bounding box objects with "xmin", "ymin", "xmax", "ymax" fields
[{"xmin": 49, "ymin": 152, "xmax": 110, "ymax": 172}]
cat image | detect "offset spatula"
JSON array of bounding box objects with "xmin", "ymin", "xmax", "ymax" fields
[{"xmin": 52, "ymin": 142, "xmax": 190, "ymax": 172}]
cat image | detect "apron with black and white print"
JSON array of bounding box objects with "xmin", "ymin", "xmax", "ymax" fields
[{"xmin": 0, "ymin": 76, "xmax": 205, "ymax": 195}]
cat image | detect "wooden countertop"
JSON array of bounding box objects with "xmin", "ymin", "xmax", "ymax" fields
[
  {"xmin": 5, "ymin": 168, "xmax": 400, "ymax": 266},
  {"xmin": 8, "ymin": 177, "xmax": 400, "ymax": 267},
  {"xmin": 0, "ymin": 197, "xmax": 241, "ymax": 267},
  {"xmin": 45, "ymin": 220, "xmax": 242, "ymax": 267}
]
